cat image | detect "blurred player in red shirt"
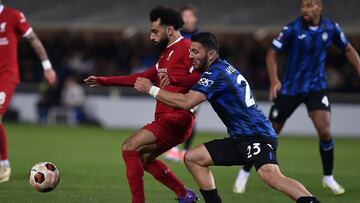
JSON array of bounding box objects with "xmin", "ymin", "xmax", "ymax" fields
[
  {"xmin": 0, "ymin": 2, "xmax": 56, "ymax": 183},
  {"xmin": 84, "ymin": 6, "xmax": 201, "ymax": 203}
]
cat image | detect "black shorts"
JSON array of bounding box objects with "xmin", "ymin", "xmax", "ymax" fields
[
  {"xmin": 204, "ymin": 136, "xmax": 278, "ymax": 171},
  {"xmin": 269, "ymin": 90, "xmax": 331, "ymax": 123}
]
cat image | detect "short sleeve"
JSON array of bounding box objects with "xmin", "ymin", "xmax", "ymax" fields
[
  {"xmin": 271, "ymin": 26, "xmax": 293, "ymax": 52},
  {"xmin": 191, "ymin": 68, "xmax": 225, "ymax": 99},
  {"xmin": 331, "ymin": 23, "xmax": 349, "ymax": 50},
  {"xmin": 14, "ymin": 11, "xmax": 32, "ymax": 37}
]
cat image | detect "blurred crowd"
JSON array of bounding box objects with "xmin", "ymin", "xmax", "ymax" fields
[
  {"xmin": 14, "ymin": 29, "xmax": 360, "ymax": 124},
  {"xmin": 19, "ymin": 29, "xmax": 360, "ymax": 93}
]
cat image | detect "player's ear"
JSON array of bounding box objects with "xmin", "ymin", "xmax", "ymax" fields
[
  {"xmin": 167, "ymin": 25, "xmax": 174, "ymax": 36},
  {"xmin": 208, "ymin": 50, "xmax": 217, "ymax": 61}
]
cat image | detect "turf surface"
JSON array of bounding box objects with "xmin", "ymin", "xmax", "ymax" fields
[{"xmin": 0, "ymin": 123, "xmax": 359, "ymax": 203}]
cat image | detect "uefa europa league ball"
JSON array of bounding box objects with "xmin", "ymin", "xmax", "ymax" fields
[{"xmin": 29, "ymin": 162, "xmax": 60, "ymax": 192}]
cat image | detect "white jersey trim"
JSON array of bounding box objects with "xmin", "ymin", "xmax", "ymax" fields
[
  {"xmin": 0, "ymin": 5, "xmax": 4, "ymax": 14},
  {"xmin": 167, "ymin": 36, "xmax": 184, "ymax": 48},
  {"xmin": 23, "ymin": 27, "xmax": 33, "ymax": 38}
]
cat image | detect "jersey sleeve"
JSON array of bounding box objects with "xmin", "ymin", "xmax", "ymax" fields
[
  {"xmin": 169, "ymin": 68, "xmax": 202, "ymax": 87},
  {"xmin": 191, "ymin": 68, "xmax": 225, "ymax": 99},
  {"xmin": 331, "ymin": 23, "xmax": 349, "ymax": 50},
  {"xmin": 271, "ymin": 25, "xmax": 293, "ymax": 52},
  {"xmin": 100, "ymin": 67, "xmax": 158, "ymax": 86},
  {"xmin": 13, "ymin": 10, "xmax": 32, "ymax": 37}
]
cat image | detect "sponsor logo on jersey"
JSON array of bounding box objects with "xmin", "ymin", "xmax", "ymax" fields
[{"xmin": 198, "ymin": 78, "xmax": 214, "ymax": 87}]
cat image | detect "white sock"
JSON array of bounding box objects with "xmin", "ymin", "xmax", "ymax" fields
[
  {"xmin": 236, "ymin": 169, "xmax": 250, "ymax": 184},
  {"xmin": 323, "ymin": 175, "xmax": 338, "ymax": 186},
  {"xmin": 0, "ymin": 160, "xmax": 10, "ymax": 167}
]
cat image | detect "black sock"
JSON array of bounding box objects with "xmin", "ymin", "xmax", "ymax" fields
[
  {"xmin": 296, "ymin": 196, "xmax": 320, "ymax": 203},
  {"xmin": 199, "ymin": 188, "xmax": 222, "ymax": 203},
  {"xmin": 242, "ymin": 163, "xmax": 253, "ymax": 172},
  {"xmin": 319, "ymin": 138, "xmax": 334, "ymax": 176}
]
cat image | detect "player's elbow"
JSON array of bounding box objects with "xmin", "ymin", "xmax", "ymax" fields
[{"xmin": 177, "ymin": 101, "xmax": 194, "ymax": 110}]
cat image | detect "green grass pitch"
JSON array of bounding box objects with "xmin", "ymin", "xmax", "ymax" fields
[{"xmin": 0, "ymin": 123, "xmax": 359, "ymax": 203}]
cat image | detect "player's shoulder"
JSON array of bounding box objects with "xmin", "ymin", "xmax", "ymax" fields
[
  {"xmin": 2, "ymin": 6, "xmax": 22, "ymax": 15},
  {"xmin": 177, "ymin": 37, "xmax": 191, "ymax": 49},
  {"xmin": 321, "ymin": 17, "xmax": 340, "ymax": 31},
  {"xmin": 210, "ymin": 59, "xmax": 232, "ymax": 75}
]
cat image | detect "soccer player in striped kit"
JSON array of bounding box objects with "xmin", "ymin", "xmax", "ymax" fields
[{"xmin": 234, "ymin": 0, "xmax": 360, "ymax": 195}]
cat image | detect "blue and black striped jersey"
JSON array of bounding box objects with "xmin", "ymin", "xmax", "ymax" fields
[
  {"xmin": 272, "ymin": 17, "xmax": 349, "ymax": 95},
  {"xmin": 192, "ymin": 59, "xmax": 277, "ymax": 139}
]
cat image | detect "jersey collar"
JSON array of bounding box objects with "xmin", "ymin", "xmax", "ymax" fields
[
  {"xmin": 0, "ymin": 5, "xmax": 4, "ymax": 15},
  {"xmin": 167, "ymin": 36, "xmax": 184, "ymax": 48},
  {"xmin": 300, "ymin": 16, "xmax": 325, "ymax": 31}
]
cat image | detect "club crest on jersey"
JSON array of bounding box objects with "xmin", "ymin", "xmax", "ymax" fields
[
  {"xmin": 198, "ymin": 78, "xmax": 214, "ymax": 87},
  {"xmin": 0, "ymin": 22, "xmax": 6, "ymax": 33},
  {"xmin": 322, "ymin": 32, "xmax": 328, "ymax": 42}
]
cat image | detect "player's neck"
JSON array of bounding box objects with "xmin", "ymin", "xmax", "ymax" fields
[
  {"xmin": 309, "ymin": 17, "xmax": 321, "ymax": 26},
  {"xmin": 167, "ymin": 31, "xmax": 182, "ymax": 47}
]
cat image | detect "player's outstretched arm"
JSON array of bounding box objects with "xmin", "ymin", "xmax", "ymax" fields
[
  {"xmin": 266, "ymin": 49, "xmax": 282, "ymax": 101},
  {"xmin": 344, "ymin": 44, "xmax": 360, "ymax": 77},
  {"xmin": 26, "ymin": 32, "xmax": 56, "ymax": 86},
  {"xmin": 84, "ymin": 67, "xmax": 159, "ymax": 87},
  {"xmin": 134, "ymin": 77, "xmax": 206, "ymax": 109}
]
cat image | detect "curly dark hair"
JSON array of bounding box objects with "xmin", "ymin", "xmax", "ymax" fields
[{"xmin": 149, "ymin": 5, "xmax": 184, "ymax": 30}]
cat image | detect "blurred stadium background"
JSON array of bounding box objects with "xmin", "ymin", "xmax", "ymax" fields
[
  {"xmin": 3, "ymin": 0, "xmax": 360, "ymax": 135},
  {"xmin": 1, "ymin": 0, "xmax": 360, "ymax": 202}
]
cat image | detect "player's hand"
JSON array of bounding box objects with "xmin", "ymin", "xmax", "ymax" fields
[
  {"xmin": 44, "ymin": 69, "xmax": 57, "ymax": 87},
  {"xmin": 269, "ymin": 80, "xmax": 282, "ymax": 101},
  {"xmin": 83, "ymin": 76, "xmax": 104, "ymax": 87},
  {"xmin": 159, "ymin": 73, "xmax": 170, "ymax": 87},
  {"xmin": 134, "ymin": 77, "xmax": 152, "ymax": 94}
]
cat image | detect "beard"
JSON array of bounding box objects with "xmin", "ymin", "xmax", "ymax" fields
[
  {"xmin": 153, "ymin": 36, "xmax": 169, "ymax": 52},
  {"xmin": 196, "ymin": 54, "xmax": 209, "ymax": 72}
]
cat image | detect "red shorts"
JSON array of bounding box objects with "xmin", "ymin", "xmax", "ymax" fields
[
  {"xmin": 143, "ymin": 111, "xmax": 195, "ymax": 153},
  {"xmin": 0, "ymin": 83, "xmax": 17, "ymax": 115}
]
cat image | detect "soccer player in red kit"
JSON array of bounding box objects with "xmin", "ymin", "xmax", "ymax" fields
[
  {"xmin": 0, "ymin": 1, "xmax": 56, "ymax": 183},
  {"xmin": 84, "ymin": 6, "xmax": 201, "ymax": 203}
]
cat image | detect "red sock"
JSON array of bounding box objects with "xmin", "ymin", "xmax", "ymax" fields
[
  {"xmin": 144, "ymin": 159, "xmax": 187, "ymax": 198},
  {"xmin": 122, "ymin": 150, "xmax": 145, "ymax": 203},
  {"xmin": 0, "ymin": 124, "xmax": 8, "ymax": 160}
]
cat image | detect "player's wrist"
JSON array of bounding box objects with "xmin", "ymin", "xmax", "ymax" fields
[
  {"xmin": 149, "ymin": 86, "xmax": 160, "ymax": 98},
  {"xmin": 42, "ymin": 60, "xmax": 52, "ymax": 70}
]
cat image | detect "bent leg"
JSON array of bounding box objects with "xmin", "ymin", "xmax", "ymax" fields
[
  {"xmin": 184, "ymin": 144, "xmax": 222, "ymax": 203},
  {"xmin": 122, "ymin": 129, "xmax": 157, "ymax": 203},
  {"xmin": 257, "ymin": 164, "xmax": 314, "ymax": 201}
]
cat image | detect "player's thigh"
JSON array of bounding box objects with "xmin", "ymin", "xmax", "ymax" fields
[
  {"xmin": 143, "ymin": 112, "xmax": 195, "ymax": 154},
  {"xmin": 0, "ymin": 83, "xmax": 17, "ymax": 119},
  {"xmin": 203, "ymin": 138, "xmax": 246, "ymax": 166},
  {"xmin": 309, "ymin": 110, "xmax": 331, "ymax": 139},
  {"xmin": 122, "ymin": 129, "xmax": 157, "ymax": 152},
  {"xmin": 256, "ymin": 163, "xmax": 283, "ymax": 184},
  {"xmin": 246, "ymin": 136, "xmax": 279, "ymax": 171},
  {"xmin": 184, "ymin": 144, "xmax": 213, "ymax": 166},
  {"xmin": 269, "ymin": 94, "xmax": 303, "ymax": 124},
  {"xmin": 306, "ymin": 90, "xmax": 332, "ymax": 137}
]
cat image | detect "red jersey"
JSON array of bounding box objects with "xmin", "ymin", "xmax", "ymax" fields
[
  {"xmin": 0, "ymin": 5, "xmax": 32, "ymax": 84},
  {"xmin": 99, "ymin": 37, "xmax": 201, "ymax": 116}
]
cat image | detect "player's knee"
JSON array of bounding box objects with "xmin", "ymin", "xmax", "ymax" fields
[
  {"xmin": 258, "ymin": 165, "xmax": 281, "ymax": 189},
  {"xmin": 318, "ymin": 127, "xmax": 331, "ymax": 140},
  {"xmin": 122, "ymin": 139, "xmax": 137, "ymax": 151}
]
